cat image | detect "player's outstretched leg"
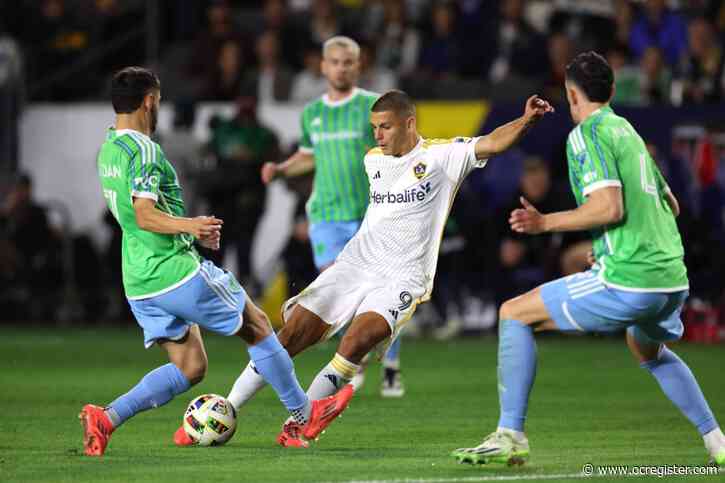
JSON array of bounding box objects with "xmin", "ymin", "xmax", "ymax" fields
[
  {"xmin": 83, "ymin": 325, "xmax": 205, "ymax": 455},
  {"xmin": 380, "ymin": 338, "xmax": 405, "ymax": 398},
  {"xmin": 277, "ymin": 311, "xmax": 391, "ymax": 447},
  {"xmin": 628, "ymin": 329, "xmax": 725, "ymax": 465}
]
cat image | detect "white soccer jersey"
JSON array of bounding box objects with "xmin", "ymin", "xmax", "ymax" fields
[{"xmin": 336, "ymin": 136, "xmax": 487, "ymax": 298}]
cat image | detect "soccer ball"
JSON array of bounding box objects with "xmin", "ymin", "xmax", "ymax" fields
[{"xmin": 182, "ymin": 394, "xmax": 237, "ymax": 446}]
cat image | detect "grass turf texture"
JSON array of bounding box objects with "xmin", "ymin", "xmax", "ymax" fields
[{"xmin": 1, "ymin": 327, "xmax": 723, "ymax": 482}]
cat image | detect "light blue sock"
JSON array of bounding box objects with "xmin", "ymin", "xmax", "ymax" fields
[
  {"xmin": 107, "ymin": 363, "xmax": 190, "ymax": 427},
  {"xmin": 641, "ymin": 347, "xmax": 717, "ymax": 435},
  {"xmin": 383, "ymin": 338, "xmax": 401, "ymax": 368},
  {"xmin": 248, "ymin": 333, "xmax": 308, "ymax": 412},
  {"xmin": 497, "ymin": 319, "xmax": 537, "ymax": 432}
]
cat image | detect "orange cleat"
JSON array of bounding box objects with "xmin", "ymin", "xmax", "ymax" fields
[
  {"xmin": 79, "ymin": 404, "xmax": 115, "ymax": 456},
  {"xmin": 302, "ymin": 384, "xmax": 353, "ymax": 441},
  {"xmin": 276, "ymin": 421, "xmax": 309, "ymax": 448},
  {"xmin": 173, "ymin": 425, "xmax": 195, "ymax": 446}
]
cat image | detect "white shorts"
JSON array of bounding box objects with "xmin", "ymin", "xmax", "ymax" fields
[{"xmin": 282, "ymin": 261, "xmax": 425, "ymax": 344}]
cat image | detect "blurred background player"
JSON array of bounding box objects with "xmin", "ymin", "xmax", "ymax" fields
[
  {"xmin": 82, "ymin": 66, "xmax": 351, "ymax": 456},
  {"xmin": 260, "ymin": 36, "xmax": 405, "ymax": 397},
  {"xmin": 451, "ymin": 52, "xmax": 725, "ymax": 467}
]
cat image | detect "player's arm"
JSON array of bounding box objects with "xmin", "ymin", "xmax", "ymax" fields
[
  {"xmin": 509, "ymin": 187, "xmax": 624, "ymax": 234},
  {"xmin": 133, "ymin": 197, "xmax": 222, "ymax": 240},
  {"xmin": 474, "ymin": 95, "xmax": 554, "ymax": 160},
  {"xmin": 665, "ymin": 190, "xmax": 680, "ymax": 217},
  {"xmin": 261, "ymin": 150, "xmax": 315, "ymax": 183}
]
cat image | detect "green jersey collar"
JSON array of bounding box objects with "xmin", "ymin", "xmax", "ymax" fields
[{"xmin": 322, "ymin": 87, "xmax": 359, "ymax": 107}]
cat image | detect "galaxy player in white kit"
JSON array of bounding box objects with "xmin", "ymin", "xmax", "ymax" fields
[{"xmin": 229, "ymin": 90, "xmax": 553, "ymax": 447}]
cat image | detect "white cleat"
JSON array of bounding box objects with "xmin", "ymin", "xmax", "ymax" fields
[
  {"xmin": 452, "ymin": 431, "xmax": 530, "ymax": 466},
  {"xmin": 380, "ymin": 368, "xmax": 405, "ymax": 398}
]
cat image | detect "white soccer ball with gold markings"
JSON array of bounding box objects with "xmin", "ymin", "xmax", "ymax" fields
[{"xmin": 183, "ymin": 394, "xmax": 237, "ymax": 446}]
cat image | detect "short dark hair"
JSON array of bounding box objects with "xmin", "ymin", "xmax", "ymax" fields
[
  {"xmin": 111, "ymin": 67, "xmax": 160, "ymax": 114},
  {"xmin": 565, "ymin": 51, "xmax": 613, "ymax": 103},
  {"xmin": 371, "ymin": 89, "xmax": 415, "ymax": 118}
]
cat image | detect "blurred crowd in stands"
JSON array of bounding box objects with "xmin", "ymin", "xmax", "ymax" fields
[
  {"xmin": 1, "ymin": 0, "xmax": 724, "ymax": 339},
  {"xmin": 1, "ymin": 0, "xmax": 724, "ymax": 104}
]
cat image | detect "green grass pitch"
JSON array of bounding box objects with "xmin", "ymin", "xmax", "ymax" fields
[{"xmin": 1, "ymin": 327, "xmax": 723, "ymax": 482}]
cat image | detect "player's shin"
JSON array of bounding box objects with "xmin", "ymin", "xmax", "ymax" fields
[
  {"xmin": 497, "ymin": 319, "xmax": 537, "ymax": 435},
  {"xmin": 247, "ymin": 333, "xmax": 311, "ymax": 424},
  {"xmin": 307, "ymin": 353, "xmax": 360, "ymax": 400},
  {"xmin": 227, "ymin": 361, "xmax": 267, "ymax": 410},
  {"xmin": 106, "ymin": 363, "xmax": 191, "ymax": 427},
  {"xmin": 640, "ymin": 347, "xmax": 718, "ymax": 437}
]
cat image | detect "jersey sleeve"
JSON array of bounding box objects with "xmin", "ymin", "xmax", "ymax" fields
[
  {"xmin": 570, "ymin": 123, "xmax": 622, "ymax": 196},
  {"xmin": 298, "ymin": 106, "xmax": 313, "ymax": 154},
  {"xmin": 441, "ymin": 137, "xmax": 487, "ymax": 183},
  {"xmin": 129, "ymin": 144, "xmax": 162, "ymax": 202}
]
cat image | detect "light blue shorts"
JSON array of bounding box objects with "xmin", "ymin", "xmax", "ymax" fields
[
  {"xmin": 540, "ymin": 270, "xmax": 688, "ymax": 345},
  {"xmin": 128, "ymin": 260, "xmax": 247, "ymax": 348},
  {"xmin": 308, "ymin": 220, "xmax": 362, "ymax": 269}
]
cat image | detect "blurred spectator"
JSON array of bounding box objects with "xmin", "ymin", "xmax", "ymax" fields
[
  {"xmin": 198, "ymin": 96, "xmax": 281, "ymax": 288},
  {"xmin": 0, "ymin": 174, "xmax": 63, "ymax": 320},
  {"xmin": 188, "ymin": 0, "xmax": 247, "ymax": 83},
  {"xmin": 370, "ymin": 0, "xmax": 420, "ymax": 78},
  {"xmin": 418, "ymin": 1, "xmax": 462, "ymax": 79},
  {"xmin": 256, "ymin": 0, "xmax": 307, "ymax": 70},
  {"xmin": 280, "ymin": 172, "xmax": 316, "ymax": 297},
  {"xmin": 629, "ymin": 0, "xmax": 688, "ymax": 67},
  {"xmin": 493, "ymin": 157, "xmax": 573, "ymax": 303},
  {"xmin": 26, "ymin": 0, "xmax": 93, "ymax": 100},
  {"xmin": 485, "ymin": 0, "xmax": 548, "ymax": 85},
  {"xmin": 612, "ymin": 0, "xmax": 635, "ymax": 51},
  {"xmin": 638, "ymin": 46, "xmax": 672, "ymax": 104},
  {"xmin": 543, "ymin": 33, "xmax": 574, "ymax": 104},
  {"xmin": 89, "ymin": 0, "xmax": 144, "ymax": 74},
  {"xmin": 290, "ymin": 46, "xmax": 327, "ymax": 102},
  {"xmin": 201, "ymin": 39, "xmax": 246, "ymax": 101},
  {"xmin": 0, "ymin": 24, "xmax": 23, "ymax": 171},
  {"xmin": 303, "ymin": 0, "xmax": 342, "ymax": 46},
  {"xmin": 547, "ymin": 0, "xmax": 616, "ymax": 53},
  {"xmin": 677, "ymin": 17, "xmax": 724, "ymax": 104},
  {"xmin": 243, "ymin": 30, "xmax": 293, "ymax": 103},
  {"xmin": 357, "ymin": 42, "xmax": 397, "ymax": 93}
]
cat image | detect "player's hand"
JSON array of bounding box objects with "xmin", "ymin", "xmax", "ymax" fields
[
  {"xmin": 587, "ymin": 249, "xmax": 596, "ymax": 267},
  {"xmin": 261, "ymin": 162, "xmax": 280, "ymax": 184},
  {"xmin": 523, "ymin": 95, "xmax": 554, "ymax": 124},
  {"xmin": 198, "ymin": 230, "xmax": 221, "ymax": 251},
  {"xmin": 188, "ymin": 216, "xmax": 223, "ymax": 239},
  {"xmin": 509, "ymin": 197, "xmax": 547, "ymax": 235}
]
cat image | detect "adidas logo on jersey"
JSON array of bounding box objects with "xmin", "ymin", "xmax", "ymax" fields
[
  {"xmin": 311, "ymin": 117, "xmax": 321, "ymax": 126},
  {"xmin": 372, "ymin": 170, "xmax": 381, "ymax": 179},
  {"xmin": 370, "ymin": 182, "xmax": 432, "ymax": 205}
]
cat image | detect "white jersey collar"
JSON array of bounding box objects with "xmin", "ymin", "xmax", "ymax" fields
[
  {"xmin": 322, "ymin": 87, "xmax": 359, "ymax": 107},
  {"xmin": 115, "ymin": 128, "xmax": 152, "ymax": 143}
]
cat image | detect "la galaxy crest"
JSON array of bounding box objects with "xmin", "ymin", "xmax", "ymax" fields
[{"xmin": 413, "ymin": 161, "xmax": 427, "ymax": 180}]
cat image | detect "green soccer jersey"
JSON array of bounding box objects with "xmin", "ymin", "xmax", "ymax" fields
[
  {"xmin": 566, "ymin": 105, "xmax": 688, "ymax": 291},
  {"xmin": 97, "ymin": 128, "xmax": 200, "ymax": 299},
  {"xmin": 299, "ymin": 87, "xmax": 378, "ymax": 223}
]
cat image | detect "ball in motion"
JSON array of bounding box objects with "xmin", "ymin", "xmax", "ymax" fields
[{"xmin": 182, "ymin": 394, "xmax": 237, "ymax": 446}]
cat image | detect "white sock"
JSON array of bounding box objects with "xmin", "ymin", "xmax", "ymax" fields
[
  {"xmin": 703, "ymin": 427, "xmax": 725, "ymax": 455},
  {"xmin": 497, "ymin": 426, "xmax": 527, "ymax": 442},
  {"xmin": 306, "ymin": 353, "xmax": 360, "ymax": 400},
  {"xmin": 227, "ymin": 362, "xmax": 267, "ymax": 410}
]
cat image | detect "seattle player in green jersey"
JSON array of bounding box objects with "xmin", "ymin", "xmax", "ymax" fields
[
  {"xmin": 80, "ymin": 67, "xmax": 352, "ymax": 456},
  {"xmin": 259, "ymin": 36, "xmax": 405, "ymax": 398},
  {"xmin": 452, "ymin": 52, "xmax": 725, "ymax": 467}
]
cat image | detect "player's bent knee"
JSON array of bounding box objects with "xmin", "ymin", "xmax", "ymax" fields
[
  {"xmin": 499, "ymin": 299, "xmax": 518, "ymax": 321},
  {"xmin": 182, "ymin": 358, "xmax": 207, "ymax": 386},
  {"xmin": 626, "ymin": 329, "xmax": 662, "ymax": 364}
]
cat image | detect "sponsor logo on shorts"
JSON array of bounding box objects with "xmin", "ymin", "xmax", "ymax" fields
[{"xmin": 398, "ymin": 291, "xmax": 413, "ymax": 310}]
